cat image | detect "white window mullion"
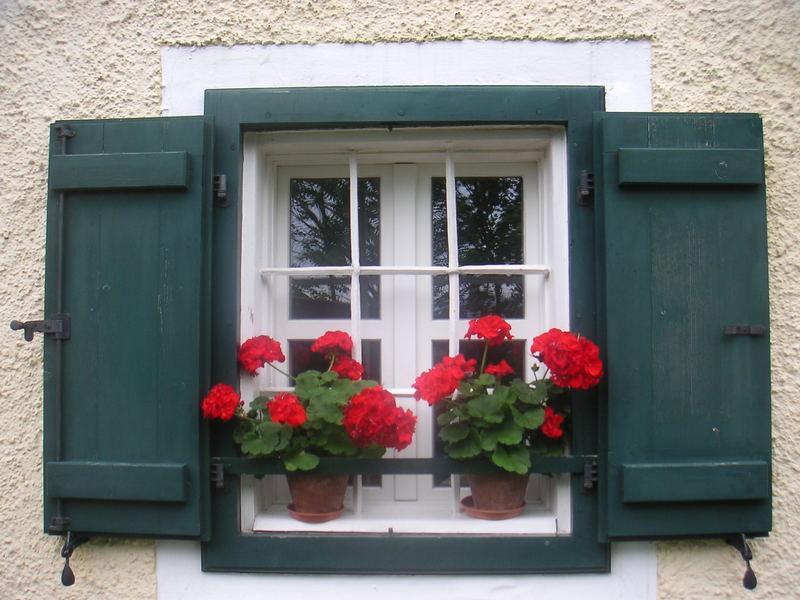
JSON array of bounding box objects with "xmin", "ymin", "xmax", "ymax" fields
[
  {"xmin": 349, "ymin": 153, "xmax": 362, "ymax": 360},
  {"xmin": 445, "ymin": 151, "xmax": 459, "ymax": 356}
]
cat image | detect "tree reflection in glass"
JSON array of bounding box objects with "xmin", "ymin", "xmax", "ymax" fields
[
  {"xmin": 289, "ymin": 177, "xmax": 380, "ymax": 319},
  {"xmin": 431, "ymin": 177, "xmax": 524, "ymax": 319}
]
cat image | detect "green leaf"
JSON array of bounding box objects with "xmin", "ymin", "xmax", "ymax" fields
[
  {"xmin": 437, "ymin": 410, "xmax": 456, "ymax": 426},
  {"xmin": 511, "ymin": 405, "xmax": 545, "ymax": 430},
  {"xmin": 249, "ymin": 396, "xmax": 269, "ymax": 411},
  {"xmin": 323, "ymin": 428, "xmax": 358, "ymax": 455},
  {"xmin": 445, "ymin": 436, "xmax": 481, "ymax": 459},
  {"xmin": 476, "ymin": 373, "xmax": 496, "ymax": 387},
  {"xmin": 439, "ymin": 422, "xmax": 470, "ymax": 443},
  {"xmin": 293, "ymin": 371, "xmax": 323, "ymax": 397},
  {"xmin": 283, "ymin": 450, "xmax": 320, "ymax": 471},
  {"xmin": 491, "ymin": 445, "xmax": 531, "ymax": 474},
  {"xmin": 476, "ymin": 420, "xmax": 524, "ymax": 452},
  {"xmin": 513, "ymin": 381, "xmax": 548, "ymax": 405},
  {"xmin": 306, "ymin": 389, "xmax": 344, "ymax": 424},
  {"xmin": 467, "ymin": 394, "xmax": 506, "ymax": 423}
]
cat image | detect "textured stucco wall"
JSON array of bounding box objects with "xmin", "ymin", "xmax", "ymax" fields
[{"xmin": 0, "ymin": 1, "xmax": 797, "ymax": 599}]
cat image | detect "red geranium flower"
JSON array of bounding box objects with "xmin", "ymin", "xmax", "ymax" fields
[
  {"xmin": 311, "ymin": 330, "xmax": 353, "ymax": 356},
  {"xmin": 464, "ymin": 315, "xmax": 513, "ymax": 346},
  {"xmin": 267, "ymin": 392, "xmax": 307, "ymax": 426},
  {"xmin": 331, "ymin": 355, "xmax": 365, "ymax": 380},
  {"xmin": 412, "ymin": 354, "xmax": 477, "ymax": 405},
  {"xmin": 541, "ymin": 407, "xmax": 565, "ymax": 438},
  {"xmin": 530, "ymin": 328, "xmax": 604, "ymax": 389},
  {"xmin": 342, "ymin": 386, "xmax": 417, "ymax": 450},
  {"xmin": 201, "ymin": 383, "xmax": 242, "ymax": 421},
  {"xmin": 238, "ymin": 335, "xmax": 285, "ymax": 376},
  {"xmin": 484, "ymin": 360, "xmax": 515, "ymax": 377}
]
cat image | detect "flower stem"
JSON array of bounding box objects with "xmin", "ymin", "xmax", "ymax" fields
[
  {"xmin": 267, "ymin": 362, "xmax": 295, "ymax": 382},
  {"xmin": 479, "ymin": 341, "xmax": 489, "ymax": 375}
]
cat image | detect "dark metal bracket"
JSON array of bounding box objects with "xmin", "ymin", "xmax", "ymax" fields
[
  {"xmin": 582, "ymin": 459, "xmax": 598, "ymax": 493},
  {"xmin": 726, "ymin": 533, "xmax": 758, "ymax": 590},
  {"xmin": 213, "ymin": 174, "xmax": 228, "ymax": 206},
  {"xmin": 10, "ymin": 313, "xmax": 70, "ymax": 342},
  {"xmin": 724, "ymin": 325, "xmax": 766, "ymax": 336},
  {"xmin": 578, "ymin": 170, "xmax": 594, "ymax": 205},
  {"xmin": 60, "ymin": 530, "xmax": 89, "ymax": 587},
  {"xmin": 212, "ymin": 463, "xmax": 225, "ymax": 489}
]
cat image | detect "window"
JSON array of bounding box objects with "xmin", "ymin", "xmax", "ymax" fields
[
  {"xmin": 42, "ymin": 86, "xmax": 770, "ymax": 575},
  {"xmin": 240, "ymin": 126, "xmax": 571, "ymax": 534}
]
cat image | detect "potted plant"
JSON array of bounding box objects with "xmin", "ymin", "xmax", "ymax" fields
[
  {"xmin": 412, "ymin": 315, "xmax": 603, "ymax": 520},
  {"xmin": 202, "ymin": 330, "xmax": 417, "ymax": 522}
]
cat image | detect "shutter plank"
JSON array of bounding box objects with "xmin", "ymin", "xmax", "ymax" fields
[
  {"xmin": 47, "ymin": 462, "xmax": 188, "ymax": 502},
  {"xmin": 50, "ymin": 152, "xmax": 189, "ymax": 190},
  {"xmin": 618, "ymin": 148, "xmax": 762, "ymax": 184}
]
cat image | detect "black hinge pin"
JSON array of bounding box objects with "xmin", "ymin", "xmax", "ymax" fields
[
  {"xmin": 60, "ymin": 530, "xmax": 89, "ymax": 587},
  {"xmin": 727, "ymin": 533, "xmax": 758, "ymax": 590}
]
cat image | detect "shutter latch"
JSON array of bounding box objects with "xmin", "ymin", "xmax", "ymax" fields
[
  {"xmin": 10, "ymin": 313, "xmax": 70, "ymax": 342},
  {"xmin": 213, "ymin": 174, "xmax": 228, "ymax": 206},
  {"xmin": 727, "ymin": 533, "xmax": 758, "ymax": 590}
]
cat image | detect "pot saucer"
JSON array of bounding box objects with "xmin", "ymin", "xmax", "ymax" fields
[{"xmin": 461, "ymin": 496, "xmax": 525, "ymax": 520}]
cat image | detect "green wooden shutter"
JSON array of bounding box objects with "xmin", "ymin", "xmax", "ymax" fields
[
  {"xmin": 43, "ymin": 117, "xmax": 212, "ymax": 539},
  {"xmin": 596, "ymin": 113, "xmax": 771, "ymax": 539}
]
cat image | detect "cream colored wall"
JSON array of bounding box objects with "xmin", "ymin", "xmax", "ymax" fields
[{"xmin": 1, "ymin": 1, "xmax": 797, "ymax": 598}]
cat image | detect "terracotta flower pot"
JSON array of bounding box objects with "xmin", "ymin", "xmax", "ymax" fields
[
  {"xmin": 462, "ymin": 472, "xmax": 530, "ymax": 520},
  {"xmin": 286, "ymin": 473, "xmax": 349, "ymax": 523}
]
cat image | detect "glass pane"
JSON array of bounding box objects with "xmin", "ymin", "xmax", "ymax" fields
[
  {"xmin": 431, "ymin": 176, "xmax": 524, "ymax": 319},
  {"xmin": 290, "ymin": 275, "xmax": 379, "ymax": 319},
  {"xmin": 289, "ymin": 339, "xmax": 381, "ymax": 381},
  {"xmin": 290, "ymin": 177, "xmax": 380, "ymax": 319}
]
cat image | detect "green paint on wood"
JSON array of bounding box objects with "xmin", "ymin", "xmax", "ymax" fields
[
  {"xmin": 50, "ymin": 152, "xmax": 189, "ymax": 190},
  {"xmin": 47, "ymin": 462, "xmax": 188, "ymax": 502},
  {"xmin": 618, "ymin": 148, "xmax": 762, "ymax": 185}
]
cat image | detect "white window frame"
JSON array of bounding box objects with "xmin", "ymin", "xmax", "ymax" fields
[{"xmin": 239, "ymin": 125, "xmax": 571, "ymax": 534}]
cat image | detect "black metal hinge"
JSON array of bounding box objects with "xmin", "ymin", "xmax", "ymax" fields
[
  {"xmin": 582, "ymin": 458, "xmax": 598, "ymax": 493},
  {"xmin": 212, "ymin": 463, "xmax": 225, "ymax": 489},
  {"xmin": 10, "ymin": 313, "xmax": 70, "ymax": 342},
  {"xmin": 214, "ymin": 174, "xmax": 228, "ymax": 206},
  {"xmin": 578, "ymin": 170, "xmax": 594, "ymax": 205}
]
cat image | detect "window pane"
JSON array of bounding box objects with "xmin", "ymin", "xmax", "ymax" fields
[
  {"xmin": 289, "ymin": 339, "xmax": 381, "ymax": 381},
  {"xmin": 431, "ymin": 176, "xmax": 524, "ymax": 319},
  {"xmin": 290, "ymin": 177, "xmax": 380, "ymax": 318}
]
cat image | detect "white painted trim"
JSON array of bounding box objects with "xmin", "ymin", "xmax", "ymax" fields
[
  {"xmin": 161, "ymin": 40, "xmax": 652, "ymax": 116},
  {"xmin": 160, "ymin": 38, "xmax": 656, "ymax": 599},
  {"xmin": 157, "ymin": 540, "xmax": 657, "ymax": 600}
]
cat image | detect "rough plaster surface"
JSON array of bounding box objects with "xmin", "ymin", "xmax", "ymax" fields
[{"xmin": 0, "ymin": 1, "xmax": 797, "ymax": 598}]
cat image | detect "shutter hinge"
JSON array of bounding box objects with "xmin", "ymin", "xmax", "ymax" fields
[
  {"xmin": 54, "ymin": 124, "xmax": 76, "ymax": 139},
  {"xmin": 10, "ymin": 313, "xmax": 70, "ymax": 342},
  {"xmin": 213, "ymin": 174, "xmax": 228, "ymax": 206},
  {"xmin": 211, "ymin": 463, "xmax": 225, "ymax": 489},
  {"xmin": 582, "ymin": 458, "xmax": 598, "ymax": 493},
  {"xmin": 578, "ymin": 170, "xmax": 594, "ymax": 205},
  {"xmin": 724, "ymin": 324, "xmax": 766, "ymax": 336}
]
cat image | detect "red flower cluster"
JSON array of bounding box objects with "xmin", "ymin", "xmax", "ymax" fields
[
  {"xmin": 541, "ymin": 407, "xmax": 565, "ymax": 438},
  {"xmin": 342, "ymin": 386, "xmax": 417, "ymax": 450},
  {"xmin": 530, "ymin": 328, "xmax": 604, "ymax": 389},
  {"xmin": 464, "ymin": 315, "xmax": 513, "ymax": 346},
  {"xmin": 331, "ymin": 355, "xmax": 365, "ymax": 380},
  {"xmin": 267, "ymin": 392, "xmax": 307, "ymax": 426},
  {"xmin": 201, "ymin": 383, "xmax": 242, "ymax": 421},
  {"xmin": 238, "ymin": 335, "xmax": 285, "ymax": 376},
  {"xmin": 484, "ymin": 360, "xmax": 515, "ymax": 377},
  {"xmin": 412, "ymin": 354, "xmax": 477, "ymax": 405},
  {"xmin": 311, "ymin": 330, "xmax": 353, "ymax": 356}
]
